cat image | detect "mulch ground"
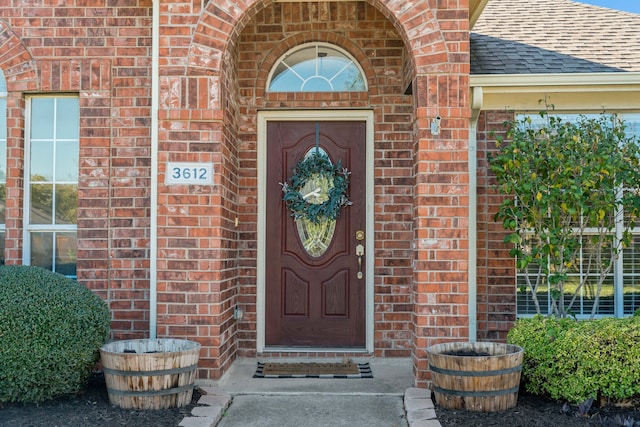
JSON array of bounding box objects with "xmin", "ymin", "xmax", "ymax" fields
[
  {"xmin": 435, "ymin": 390, "xmax": 640, "ymax": 427},
  {"xmin": 3, "ymin": 373, "xmax": 640, "ymax": 427},
  {"xmin": 0, "ymin": 372, "xmax": 200, "ymax": 427}
]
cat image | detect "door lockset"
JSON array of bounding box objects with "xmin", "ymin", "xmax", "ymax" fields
[{"xmin": 355, "ymin": 243, "xmax": 364, "ymax": 279}]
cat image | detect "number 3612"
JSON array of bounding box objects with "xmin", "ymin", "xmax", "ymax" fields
[{"xmin": 165, "ymin": 162, "xmax": 213, "ymax": 185}]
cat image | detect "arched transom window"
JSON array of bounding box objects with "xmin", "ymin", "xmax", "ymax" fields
[{"xmin": 267, "ymin": 43, "xmax": 367, "ymax": 92}]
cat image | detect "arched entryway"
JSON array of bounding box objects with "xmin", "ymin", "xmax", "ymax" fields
[
  {"xmin": 159, "ymin": 0, "xmax": 471, "ymax": 385},
  {"xmin": 233, "ymin": 1, "xmax": 414, "ymax": 360}
]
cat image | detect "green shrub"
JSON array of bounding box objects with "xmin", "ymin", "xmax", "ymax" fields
[
  {"xmin": 0, "ymin": 265, "xmax": 110, "ymax": 403},
  {"xmin": 507, "ymin": 315, "xmax": 640, "ymax": 403}
]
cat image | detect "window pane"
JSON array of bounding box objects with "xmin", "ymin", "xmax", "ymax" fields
[
  {"xmin": 30, "ymin": 98, "xmax": 55, "ymax": 140},
  {"xmin": 280, "ymin": 47, "xmax": 316, "ymax": 80},
  {"xmin": 31, "ymin": 232, "xmax": 53, "ymax": 270},
  {"xmin": 516, "ymin": 234, "xmax": 616, "ymax": 317},
  {"xmin": 622, "ymin": 113, "xmax": 640, "ymax": 315},
  {"xmin": 0, "ymin": 97, "xmax": 6, "ymax": 227},
  {"xmin": 0, "ymin": 184, "xmax": 5, "ymax": 224},
  {"xmin": 624, "ymin": 235, "xmax": 640, "ymax": 315},
  {"xmin": 55, "ymin": 184, "xmax": 78, "ymax": 224},
  {"xmin": 302, "ymin": 77, "xmax": 333, "ymax": 92},
  {"xmin": 0, "ymin": 98, "xmax": 6, "ymax": 133},
  {"xmin": 0, "ymin": 139, "xmax": 6, "ymax": 184},
  {"xmin": 55, "ymin": 140, "xmax": 79, "ymax": 181},
  {"xmin": 268, "ymin": 43, "xmax": 366, "ymax": 92},
  {"xmin": 516, "ymin": 262, "xmax": 549, "ymax": 315},
  {"xmin": 622, "ymin": 113, "xmax": 640, "ymax": 138},
  {"xmin": 576, "ymin": 276, "xmax": 615, "ymax": 316},
  {"xmin": 56, "ymin": 98, "xmax": 80, "ymax": 140},
  {"xmin": 0, "ymin": 231, "xmax": 4, "ymax": 265},
  {"xmin": 30, "ymin": 183, "xmax": 53, "ymax": 224},
  {"xmin": 55, "ymin": 232, "xmax": 77, "ymax": 278},
  {"xmin": 31, "ymin": 140, "xmax": 54, "ymax": 181}
]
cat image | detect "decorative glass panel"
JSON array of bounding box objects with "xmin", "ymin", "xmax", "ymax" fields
[
  {"xmin": 297, "ymin": 218, "xmax": 336, "ymax": 258},
  {"xmin": 296, "ymin": 148, "xmax": 337, "ymax": 257},
  {"xmin": 268, "ymin": 43, "xmax": 367, "ymax": 92}
]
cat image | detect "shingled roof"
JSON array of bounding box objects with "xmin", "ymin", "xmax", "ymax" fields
[{"xmin": 471, "ymin": 0, "xmax": 640, "ymax": 74}]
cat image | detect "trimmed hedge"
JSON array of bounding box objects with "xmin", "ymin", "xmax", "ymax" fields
[
  {"xmin": 507, "ymin": 314, "xmax": 640, "ymax": 403},
  {"xmin": 0, "ymin": 265, "xmax": 110, "ymax": 403}
]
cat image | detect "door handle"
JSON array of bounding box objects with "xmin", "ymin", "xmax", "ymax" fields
[{"xmin": 355, "ymin": 243, "xmax": 364, "ymax": 280}]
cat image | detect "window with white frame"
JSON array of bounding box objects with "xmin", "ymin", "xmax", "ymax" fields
[
  {"xmin": 267, "ymin": 42, "xmax": 367, "ymax": 92},
  {"xmin": 516, "ymin": 112, "xmax": 640, "ymax": 318},
  {"xmin": 24, "ymin": 96, "xmax": 79, "ymax": 278},
  {"xmin": 0, "ymin": 71, "xmax": 6, "ymax": 265}
]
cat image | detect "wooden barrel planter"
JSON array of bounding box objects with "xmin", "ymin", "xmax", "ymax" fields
[
  {"xmin": 426, "ymin": 342, "xmax": 523, "ymax": 412},
  {"xmin": 99, "ymin": 338, "xmax": 201, "ymax": 410}
]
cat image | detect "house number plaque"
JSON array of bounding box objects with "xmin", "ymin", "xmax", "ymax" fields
[{"xmin": 165, "ymin": 162, "xmax": 213, "ymax": 185}]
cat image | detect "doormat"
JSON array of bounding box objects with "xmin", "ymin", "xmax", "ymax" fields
[{"xmin": 253, "ymin": 361, "xmax": 373, "ymax": 379}]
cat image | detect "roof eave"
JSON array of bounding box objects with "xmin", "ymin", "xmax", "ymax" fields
[
  {"xmin": 470, "ymin": 72, "xmax": 640, "ymax": 111},
  {"xmin": 469, "ymin": 0, "xmax": 490, "ymax": 30},
  {"xmin": 471, "ymin": 72, "xmax": 640, "ymax": 88}
]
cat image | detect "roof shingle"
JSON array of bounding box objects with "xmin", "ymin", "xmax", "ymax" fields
[{"xmin": 471, "ymin": 0, "xmax": 640, "ymax": 74}]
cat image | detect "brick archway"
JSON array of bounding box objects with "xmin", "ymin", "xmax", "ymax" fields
[
  {"xmin": 173, "ymin": 0, "xmax": 471, "ymax": 386},
  {"xmin": 186, "ymin": 0, "xmax": 451, "ymax": 80},
  {"xmin": 0, "ymin": 21, "xmax": 38, "ymax": 91}
]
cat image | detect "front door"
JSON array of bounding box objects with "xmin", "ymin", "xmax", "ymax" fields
[{"xmin": 265, "ymin": 121, "xmax": 366, "ymax": 347}]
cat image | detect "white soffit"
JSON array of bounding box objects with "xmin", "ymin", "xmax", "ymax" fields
[{"xmin": 471, "ymin": 72, "xmax": 640, "ymax": 110}]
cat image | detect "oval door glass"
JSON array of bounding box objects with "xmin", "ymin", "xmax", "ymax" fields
[{"xmin": 296, "ymin": 148, "xmax": 336, "ymax": 257}]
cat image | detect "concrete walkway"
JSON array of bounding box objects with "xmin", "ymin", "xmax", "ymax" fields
[{"xmin": 179, "ymin": 358, "xmax": 441, "ymax": 427}]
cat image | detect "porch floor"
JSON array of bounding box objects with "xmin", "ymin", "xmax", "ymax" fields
[
  {"xmin": 209, "ymin": 357, "xmax": 415, "ymax": 395},
  {"xmin": 181, "ymin": 357, "xmax": 440, "ymax": 427}
]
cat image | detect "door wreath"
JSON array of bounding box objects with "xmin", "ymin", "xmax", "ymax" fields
[{"xmin": 280, "ymin": 152, "xmax": 352, "ymax": 223}]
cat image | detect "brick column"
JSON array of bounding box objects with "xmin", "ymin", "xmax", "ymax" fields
[
  {"xmin": 412, "ymin": 75, "xmax": 470, "ymax": 388},
  {"xmin": 155, "ymin": 74, "xmax": 238, "ymax": 380}
]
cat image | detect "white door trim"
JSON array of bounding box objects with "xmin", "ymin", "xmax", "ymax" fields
[{"xmin": 256, "ymin": 110, "xmax": 375, "ymax": 353}]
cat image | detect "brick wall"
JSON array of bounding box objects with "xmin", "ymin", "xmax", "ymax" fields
[
  {"xmin": 476, "ymin": 110, "xmax": 517, "ymax": 341},
  {"xmin": 0, "ymin": 3, "xmax": 153, "ymax": 338},
  {"xmin": 1, "ymin": 0, "xmax": 473, "ymax": 383},
  {"xmin": 155, "ymin": 0, "xmax": 240, "ymax": 379}
]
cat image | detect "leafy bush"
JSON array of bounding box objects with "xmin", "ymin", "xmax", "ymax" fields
[
  {"xmin": 507, "ymin": 315, "xmax": 640, "ymax": 403},
  {"xmin": 490, "ymin": 111, "xmax": 640, "ymax": 318},
  {"xmin": 0, "ymin": 265, "xmax": 110, "ymax": 403}
]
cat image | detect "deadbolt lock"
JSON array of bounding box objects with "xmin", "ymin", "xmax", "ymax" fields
[{"xmin": 355, "ymin": 230, "xmax": 365, "ymax": 241}]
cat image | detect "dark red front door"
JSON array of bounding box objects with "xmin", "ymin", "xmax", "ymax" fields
[{"xmin": 265, "ymin": 121, "xmax": 366, "ymax": 347}]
